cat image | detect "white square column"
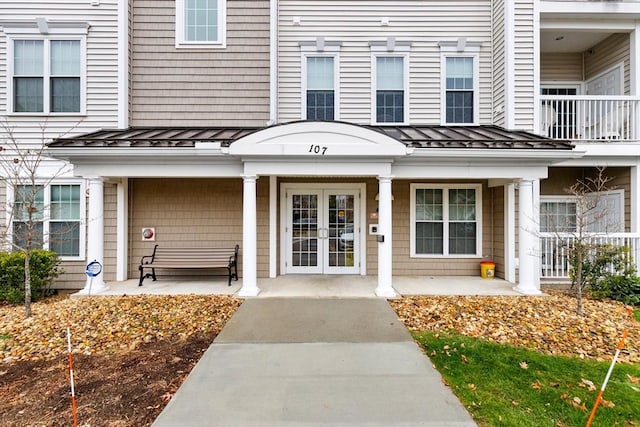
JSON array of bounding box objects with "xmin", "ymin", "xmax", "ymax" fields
[
  {"xmin": 239, "ymin": 175, "xmax": 260, "ymax": 296},
  {"xmin": 514, "ymin": 179, "xmax": 541, "ymax": 295},
  {"xmin": 78, "ymin": 177, "xmax": 108, "ymax": 295},
  {"xmin": 375, "ymin": 176, "xmax": 397, "ymax": 297}
]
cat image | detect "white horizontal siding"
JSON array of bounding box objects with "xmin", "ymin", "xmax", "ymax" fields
[
  {"xmin": 512, "ymin": 0, "xmax": 535, "ymax": 130},
  {"xmin": 492, "ymin": 0, "xmax": 506, "ymax": 126},
  {"xmin": 0, "ymin": 0, "xmax": 120, "ymax": 148},
  {"xmin": 278, "ymin": 0, "xmax": 494, "ymax": 125}
]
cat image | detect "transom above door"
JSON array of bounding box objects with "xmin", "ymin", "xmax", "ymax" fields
[{"xmin": 282, "ymin": 184, "xmax": 364, "ymax": 275}]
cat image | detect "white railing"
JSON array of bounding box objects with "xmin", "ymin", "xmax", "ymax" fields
[
  {"xmin": 540, "ymin": 233, "xmax": 640, "ymax": 279},
  {"xmin": 539, "ymin": 96, "xmax": 640, "ymax": 141}
]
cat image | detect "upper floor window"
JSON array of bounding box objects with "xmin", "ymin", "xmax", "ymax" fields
[
  {"xmin": 11, "ymin": 183, "xmax": 85, "ymax": 259},
  {"xmin": 305, "ymin": 56, "xmax": 336, "ymax": 121},
  {"xmin": 176, "ymin": 0, "xmax": 227, "ymax": 48},
  {"xmin": 439, "ymin": 41, "xmax": 481, "ymax": 125},
  {"xmin": 374, "ymin": 56, "xmax": 406, "ymax": 124},
  {"xmin": 445, "ymin": 56, "xmax": 475, "ymax": 124},
  {"xmin": 5, "ymin": 21, "xmax": 87, "ymax": 115}
]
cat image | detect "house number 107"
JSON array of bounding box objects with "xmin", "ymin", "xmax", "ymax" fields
[{"xmin": 309, "ymin": 144, "xmax": 328, "ymax": 155}]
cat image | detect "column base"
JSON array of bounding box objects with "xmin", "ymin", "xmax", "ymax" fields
[
  {"xmin": 375, "ymin": 285, "xmax": 398, "ymax": 298},
  {"xmin": 78, "ymin": 279, "xmax": 109, "ymax": 296},
  {"xmin": 513, "ymin": 285, "xmax": 542, "ymax": 295},
  {"xmin": 238, "ymin": 286, "xmax": 261, "ymax": 297}
]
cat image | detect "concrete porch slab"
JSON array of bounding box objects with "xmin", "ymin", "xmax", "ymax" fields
[{"xmin": 71, "ymin": 275, "xmax": 523, "ymax": 298}]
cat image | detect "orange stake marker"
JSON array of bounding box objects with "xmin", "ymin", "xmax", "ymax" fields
[
  {"xmin": 67, "ymin": 324, "xmax": 78, "ymax": 427},
  {"xmin": 586, "ymin": 308, "xmax": 633, "ymax": 427}
]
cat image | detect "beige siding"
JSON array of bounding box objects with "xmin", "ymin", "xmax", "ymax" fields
[
  {"xmin": 278, "ymin": 1, "xmax": 494, "ymax": 125},
  {"xmin": 103, "ymin": 182, "xmax": 117, "ymax": 282},
  {"xmin": 512, "ymin": 0, "xmax": 535, "ymax": 130},
  {"xmin": 130, "ymin": 0, "xmax": 270, "ymax": 126},
  {"xmin": 127, "ymin": 178, "xmax": 273, "ymax": 279},
  {"xmin": 389, "ymin": 180, "xmax": 494, "ymax": 276},
  {"xmin": 542, "ymin": 167, "xmax": 631, "ymax": 231},
  {"xmin": 492, "ymin": 0, "xmax": 506, "ymax": 127},
  {"xmin": 541, "ymin": 53, "xmax": 583, "ymax": 82},
  {"xmin": 491, "ymin": 186, "xmax": 505, "ymax": 279},
  {"xmin": 584, "ymin": 33, "xmax": 630, "ymax": 94},
  {"xmin": 0, "ymin": 0, "xmax": 120, "ymax": 145}
]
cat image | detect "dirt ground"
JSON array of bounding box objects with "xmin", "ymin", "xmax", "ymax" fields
[{"xmin": 0, "ymin": 334, "xmax": 215, "ymax": 426}]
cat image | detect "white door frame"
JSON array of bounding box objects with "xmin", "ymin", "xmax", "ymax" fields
[{"xmin": 280, "ymin": 182, "xmax": 367, "ymax": 275}]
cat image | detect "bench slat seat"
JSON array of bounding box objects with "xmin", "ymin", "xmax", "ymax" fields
[{"xmin": 138, "ymin": 245, "xmax": 239, "ymax": 286}]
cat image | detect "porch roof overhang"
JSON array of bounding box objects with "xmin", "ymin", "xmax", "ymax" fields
[{"xmin": 47, "ymin": 121, "xmax": 579, "ymax": 177}]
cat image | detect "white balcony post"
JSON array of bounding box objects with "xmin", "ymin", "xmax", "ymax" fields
[
  {"xmin": 79, "ymin": 177, "xmax": 107, "ymax": 294},
  {"xmin": 376, "ymin": 175, "xmax": 396, "ymax": 297},
  {"xmin": 515, "ymin": 179, "xmax": 541, "ymax": 295},
  {"xmin": 239, "ymin": 175, "xmax": 260, "ymax": 296}
]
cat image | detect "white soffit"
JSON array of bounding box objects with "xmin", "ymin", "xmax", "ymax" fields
[{"xmin": 229, "ymin": 121, "xmax": 408, "ymax": 157}]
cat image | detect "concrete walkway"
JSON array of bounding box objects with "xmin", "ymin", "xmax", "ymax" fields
[{"xmin": 153, "ymin": 298, "xmax": 476, "ymax": 426}]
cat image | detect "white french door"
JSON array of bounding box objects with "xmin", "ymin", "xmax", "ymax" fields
[{"xmin": 284, "ymin": 186, "xmax": 361, "ymax": 274}]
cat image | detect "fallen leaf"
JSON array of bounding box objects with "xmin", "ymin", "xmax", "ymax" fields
[
  {"xmin": 580, "ymin": 379, "xmax": 596, "ymax": 391},
  {"xmin": 600, "ymin": 399, "xmax": 615, "ymax": 408},
  {"xmin": 467, "ymin": 383, "xmax": 477, "ymax": 391},
  {"xmin": 531, "ymin": 380, "xmax": 542, "ymax": 390},
  {"xmin": 461, "ymin": 354, "xmax": 469, "ymax": 364},
  {"xmin": 519, "ymin": 361, "xmax": 529, "ymax": 369},
  {"xmin": 161, "ymin": 392, "xmax": 173, "ymax": 402},
  {"xmin": 628, "ymin": 374, "xmax": 639, "ymax": 384},
  {"xmin": 511, "ymin": 400, "xmax": 519, "ymax": 407}
]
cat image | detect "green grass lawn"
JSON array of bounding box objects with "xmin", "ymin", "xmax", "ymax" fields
[
  {"xmin": 634, "ymin": 309, "xmax": 640, "ymax": 322},
  {"xmin": 414, "ymin": 332, "xmax": 640, "ymax": 427}
]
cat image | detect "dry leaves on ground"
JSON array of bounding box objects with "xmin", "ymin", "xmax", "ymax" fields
[
  {"xmin": 0, "ymin": 295, "xmax": 242, "ymax": 364},
  {"xmin": 390, "ymin": 294, "xmax": 640, "ymax": 363}
]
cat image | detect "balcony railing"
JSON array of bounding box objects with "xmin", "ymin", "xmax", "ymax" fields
[
  {"xmin": 540, "ymin": 233, "xmax": 640, "ymax": 279},
  {"xmin": 539, "ymin": 95, "xmax": 640, "ymax": 141}
]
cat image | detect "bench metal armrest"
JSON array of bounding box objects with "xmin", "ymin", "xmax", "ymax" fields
[{"xmin": 140, "ymin": 244, "xmax": 159, "ymax": 265}]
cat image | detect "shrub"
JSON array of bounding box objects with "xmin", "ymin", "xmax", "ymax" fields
[
  {"xmin": 577, "ymin": 243, "xmax": 640, "ymax": 306},
  {"xmin": 0, "ymin": 250, "xmax": 61, "ymax": 304}
]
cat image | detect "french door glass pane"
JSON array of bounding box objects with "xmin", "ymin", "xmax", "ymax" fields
[
  {"xmin": 327, "ymin": 194, "xmax": 354, "ymax": 267},
  {"xmin": 291, "ymin": 194, "xmax": 318, "ymax": 267}
]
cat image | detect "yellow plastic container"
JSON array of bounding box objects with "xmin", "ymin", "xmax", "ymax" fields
[{"xmin": 480, "ymin": 261, "xmax": 496, "ymax": 279}]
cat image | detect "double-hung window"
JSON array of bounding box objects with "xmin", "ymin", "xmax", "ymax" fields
[
  {"xmin": 439, "ymin": 42, "xmax": 480, "ymax": 125},
  {"xmin": 374, "ymin": 56, "xmax": 406, "ymax": 124},
  {"xmin": 540, "ymin": 190, "xmax": 624, "ymax": 234},
  {"xmin": 305, "ymin": 56, "xmax": 336, "ymax": 121},
  {"xmin": 445, "ymin": 56, "xmax": 475, "ymax": 124},
  {"xmin": 11, "ymin": 183, "xmax": 84, "ymax": 259},
  {"xmin": 176, "ymin": 0, "xmax": 226, "ymax": 48},
  {"xmin": 8, "ymin": 32, "xmax": 85, "ymax": 114},
  {"xmin": 411, "ymin": 184, "xmax": 482, "ymax": 257}
]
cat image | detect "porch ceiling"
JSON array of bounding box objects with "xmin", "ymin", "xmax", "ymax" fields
[{"xmin": 48, "ymin": 122, "xmax": 572, "ymax": 151}]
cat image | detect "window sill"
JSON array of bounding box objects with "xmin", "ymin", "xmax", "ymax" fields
[
  {"xmin": 410, "ymin": 254, "xmax": 483, "ymax": 259},
  {"xmin": 7, "ymin": 112, "xmax": 87, "ymax": 117},
  {"xmin": 175, "ymin": 41, "xmax": 227, "ymax": 49},
  {"xmin": 59, "ymin": 256, "xmax": 85, "ymax": 262}
]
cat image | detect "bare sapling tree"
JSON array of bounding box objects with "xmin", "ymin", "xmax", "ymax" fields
[
  {"xmin": 0, "ymin": 121, "xmax": 69, "ymax": 317},
  {"xmin": 558, "ymin": 167, "xmax": 616, "ymax": 316}
]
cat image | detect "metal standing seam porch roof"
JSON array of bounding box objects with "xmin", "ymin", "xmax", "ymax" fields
[{"xmin": 47, "ymin": 122, "xmax": 573, "ymax": 150}]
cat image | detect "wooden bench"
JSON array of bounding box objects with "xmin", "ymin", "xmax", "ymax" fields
[{"xmin": 138, "ymin": 245, "xmax": 239, "ymax": 286}]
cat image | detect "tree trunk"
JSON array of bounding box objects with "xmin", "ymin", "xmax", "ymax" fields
[
  {"xmin": 576, "ymin": 248, "xmax": 583, "ymax": 317},
  {"xmin": 24, "ymin": 251, "xmax": 32, "ymax": 318}
]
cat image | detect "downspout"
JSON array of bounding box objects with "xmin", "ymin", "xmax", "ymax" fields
[{"xmin": 269, "ymin": 0, "xmax": 278, "ymax": 124}]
